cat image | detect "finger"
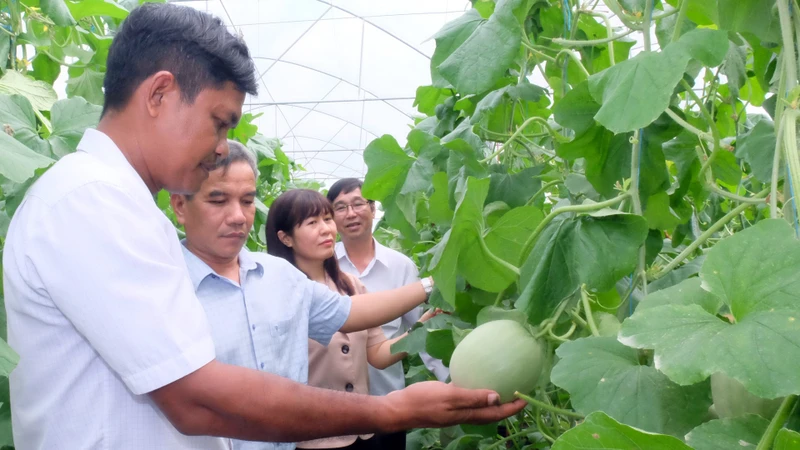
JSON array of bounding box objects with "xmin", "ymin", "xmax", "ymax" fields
[
  {"xmin": 461, "ymin": 399, "xmax": 527, "ymax": 424},
  {"xmin": 446, "ymin": 387, "xmax": 503, "ymax": 409}
]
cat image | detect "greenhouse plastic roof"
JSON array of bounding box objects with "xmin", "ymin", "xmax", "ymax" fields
[{"xmin": 174, "ymin": 0, "xmax": 474, "ymax": 186}]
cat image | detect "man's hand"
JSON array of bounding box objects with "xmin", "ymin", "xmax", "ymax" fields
[{"xmin": 381, "ymin": 381, "xmax": 526, "ymax": 430}]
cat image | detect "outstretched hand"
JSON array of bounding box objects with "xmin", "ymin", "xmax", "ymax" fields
[
  {"xmin": 382, "ymin": 381, "xmax": 527, "ymax": 430},
  {"xmin": 419, "ymin": 307, "xmax": 446, "ymax": 323}
]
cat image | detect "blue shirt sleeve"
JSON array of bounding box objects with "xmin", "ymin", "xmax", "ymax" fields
[{"xmin": 306, "ymin": 279, "xmax": 352, "ymax": 345}]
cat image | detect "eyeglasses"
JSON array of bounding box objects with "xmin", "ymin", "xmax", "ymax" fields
[{"xmin": 333, "ymin": 200, "xmax": 370, "ymax": 215}]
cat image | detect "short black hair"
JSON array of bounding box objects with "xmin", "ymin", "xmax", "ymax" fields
[
  {"xmin": 102, "ymin": 3, "xmax": 258, "ymax": 115},
  {"xmin": 326, "ymin": 178, "xmax": 368, "ymax": 203}
]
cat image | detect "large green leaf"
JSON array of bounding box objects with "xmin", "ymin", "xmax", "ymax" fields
[
  {"xmin": 517, "ymin": 211, "xmax": 648, "ymax": 323},
  {"xmin": 588, "ymin": 29, "xmax": 728, "ymax": 133},
  {"xmin": 550, "ymin": 411, "xmax": 692, "ymax": 450},
  {"xmin": 430, "ymin": 9, "xmax": 484, "ymax": 88},
  {"xmin": 0, "ymin": 339, "xmax": 17, "ymax": 379},
  {"xmin": 644, "ymin": 191, "xmax": 682, "ymax": 230},
  {"xmin": 619, "ymin": 219, "xmax": 800, "ymax": 398},
  {"xmin": 484, "ymin": 206, "xmax": 543, "ymax": 266},
  {"xmin": 558, "ymin": 125, "xmax": 669, "ymax": 198},
  {"xmin": 736, "ymin": 118, "xmax": 778, "ymax": 184},
  {"xmin": 723, "ymin": 42, "xmax": 748, "ymax": 99},
  {"xmin": 362, "ymin": 135, "xmax": 414, "ymax": 201},
  {"xmin": 414, "ymin": 86, "xmax": 453, "ymax": 116},
  {"xmin": 0, "ymin": 71, "xmax": 58, "ymax": 111},
  {"xmin": 717, "ymin": 0, "xmax": 780, "ymax": 44},
  {"xmin": 637, "ymin": 277, "xmax": 722, "ymax": 315},
  {"xmin": 41, "ymin": 0, "xmax": 77, "ymax": 26},
  {"xmin": 0, "ymin": 379, "xmax": 12, "ymax": 447},
  {"xmin": 438, "ymin": 0, "xmax": 531, "ymax": 95},
  {"xmin": 48, "ymin": 97, "xmax": 102, "ymax": 158},
  {"xmin": 66, "ymin": 67, "xmax": 106, "ymax": 106},
  {"xmin": 486, "ymin": 165, "xmax": 543, "ymax": 207},
  {"xmin": 776, "ymin": 429, "xmax": 800, "ymax": 450},
  {"xmin": 31, "ymin": 53, "xmax": 61, "ymax": 85},
  {"xmin": 0, "ymin": 130, "xmax": 55, "ymax": 183},
  {"xmin": 429, "ymin": 171, "xmax": 454, "ymax": 226},
  {"xmin": 0, "ymin": 94, "xmax": 50, "ymax": 155},
  {"xmin": 685, "ymin": 415, "xmax": 769, "ymax": 450},
  {"xmin": 429, "ymin": 177, "xmax": 517, "ymax": 305},
  {"xmin": 66, "ymin": 0, "xmax": 129, "ymax": 20},
  {"xmin": 551, "ymin": 337, "xmax": 712, "ymax": 437},
  {"xmin": 553, "ymin": 81, "xmax": 600, "ymax": 135}
]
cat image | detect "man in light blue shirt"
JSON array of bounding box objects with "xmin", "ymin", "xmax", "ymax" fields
[{"xmin": 171, "ymin": 141, "xmax": 458, "ymax": 450}]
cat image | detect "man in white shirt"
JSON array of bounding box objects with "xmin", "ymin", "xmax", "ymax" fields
[
  {"xmin": 328, "ymin": 178, "xmax": 451, "ymax": 449},
  {"xmin": 3, "ymin": 3, "xmax": 523, "ymax": 450}
]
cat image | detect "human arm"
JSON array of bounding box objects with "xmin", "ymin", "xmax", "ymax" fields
[
  {"xmin": 339, "ymin": 277, "xmax": 432, "ymax": 333},
  {"xmin": 149, "ymin": 360, "xmax": 527, "ymax": 441},
  {"xmin": 366, "ymin": 308, "xmax": 444, "ymax": 369},
  {"xmin": 401, "ymin": 264, "xmax": 452, "ymax": 381}
]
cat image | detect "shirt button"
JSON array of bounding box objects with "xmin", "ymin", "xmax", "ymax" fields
[
  {"xmin": 345, "ymin": 383, "xmax": 354, "ymax": 392},
  {"xmin": 252, "ymin": 325, "xmax": 256, "ymax": 331},
  {"xmin": 341, "ymin": 345, "xmax": 350, "ymax": 354},
  {"xmin": 260, "ymin": 363, "xmax": 265, "ymax": 369}
]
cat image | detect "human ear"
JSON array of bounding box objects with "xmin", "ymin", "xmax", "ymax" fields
[
  {"xmin": 145, "ymin": 71, "xmax": 178, "ymax": 118},
  {"xmin": 277, "ymin": 230, "xmax": 293, "ymax": 248},
  {"xmin": 170, "ymin": 193, "xmax": 189, "ymax": 226}
]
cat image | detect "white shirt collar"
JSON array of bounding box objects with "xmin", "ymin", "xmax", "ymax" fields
[
  {"xmin": 336, "ymin": 238, "xmax": 391, "ymax": 270},
  {"xmin": 77, "ymin": 128, "xmax": 152, "ymax": 199}
]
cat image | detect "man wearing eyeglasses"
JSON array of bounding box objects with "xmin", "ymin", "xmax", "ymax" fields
[{"xmin": 327, "ymin": 178, "xmax": 450, "ymax": 450}]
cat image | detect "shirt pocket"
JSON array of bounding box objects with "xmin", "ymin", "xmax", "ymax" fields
[{"xmin": 269, "ymin": 317, "xmax": 293, "ymax": 337}]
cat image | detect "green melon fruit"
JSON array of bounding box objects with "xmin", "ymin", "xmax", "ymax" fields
[
  {"xmin": 711, "ymin": 372, "xmax": 784, "ymax": 419},
  {"xmin": 593, "ymin": 311, "xmax": 621, "ymax": 337},
  {"xmin": 449, "ymin": 319, "xmax": 546, "ymax": 403}
]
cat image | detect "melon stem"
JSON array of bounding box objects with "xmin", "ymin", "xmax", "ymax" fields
[{"xmin": 514, "ymin": 391, "xmax": 584, "ymax": 419}]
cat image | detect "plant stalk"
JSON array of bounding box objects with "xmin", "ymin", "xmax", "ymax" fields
[
  {"xmin": 650, "ymin": 188, "xmax": 768, "ymax": 280},
  {"xmin": 526, "ymin": 180, "xmax": 562, "ymax": 206},
  {"xmin": 781, "ymin": 110, "xmax": 800, "ymax": 226},
  {"xmin": 483, "ymin": 427, "xmax": 534, "ymax": 450},
  {"xmin": 479, "ymin": 235, "xmax": 521, "ymax": 276},
  {"xmin": 772, "ymin": 109, "xmax": 786, "ymax": 218},
  {"xmin": 681, "ymin": 79, "xmax": 721, "ymax": 153},
  {"xmin": 481, "ymin": 117, "xmax": 566, "ymax": 163},
  {"xmin": 515, "ymin": 392, "xmax": 585, "ymax": 419},
  {"xmin": 642, "ymin": 0, "xmax": 653, "ymax": 52},
  {"xmin": 755, "ymin": 395, "xmax": 798, "ymax": 450},
  {"xmin": 556, "ymin": 49, "xmax": 591, "ymax": 78},
  {"xmin": 552, "ymin": 28, "xmax": 634, "ymax": 48},
  {"xmin": 664, "ymin": 108, "xmax": 714, "ymax": 143},
  {"xmin": 778, "ymin": 0, "xmax": 798, "ymax": 91},
  {"xmin": 630, "ymin": 130, "xmax": 647, "ymax": 295},
  {"xmin": 671, "ymin": 0, "xmax": 690, "ymax": 43},
  {"xmin": 580, "ymin": 285, "xmax": 601, "ymax": 337}
]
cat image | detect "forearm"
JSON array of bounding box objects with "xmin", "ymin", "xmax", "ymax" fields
[
  {"xmin": 367, "ymin": 334, "xmax": 408, "ymax": 369},
  {"xmin": 151, "ymin": 361, "xmax": 399, "ymax": 442},
  {"xmin": 340, "ymin": 281, "xmax": 426, "ymax": 332}
]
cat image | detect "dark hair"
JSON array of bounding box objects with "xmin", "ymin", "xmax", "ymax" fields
[
  {"xmin": 266, "ymin": 189, "xmax": 354, "ymax": 296},
  {"xmin": 102, "ymin": 3, "xmax": 258, "ymax": 115},
  {"xmin": 185, "ymin": 139, "xmax": 257, "ymax": 201},
  {"xmin": 326, "ymin": 178, "xmax": 370, "ymax": 204}
]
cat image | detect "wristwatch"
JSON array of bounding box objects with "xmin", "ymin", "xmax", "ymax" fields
[{"xmin": 421, "ymin": 276, "xmax": 434, "ymax": 296}]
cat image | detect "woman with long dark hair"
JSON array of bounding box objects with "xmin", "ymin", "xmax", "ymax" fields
[{"xmin": 266, "ymin": 189, "xmax": 436, "ymax": 450}]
